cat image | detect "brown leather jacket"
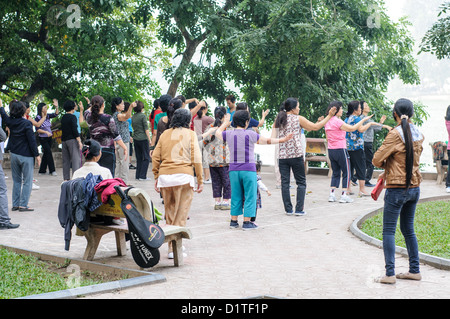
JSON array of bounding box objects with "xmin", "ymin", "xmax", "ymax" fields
[{"xmin": 372, "ymin": 124, "xmax": 424, "ymax": 188}]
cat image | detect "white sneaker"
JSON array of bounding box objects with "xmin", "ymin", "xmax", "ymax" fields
[
  {"xmin": 339, "ymin": 194, "xmax": 354, "ymax": 203},
  {"xmin": 50, "ymin": 172, "xmax": 57, "ymax": 176},
  {"xmin": 168, "ymin": 252, "xmax": 187, "ymax": 259},
  {"xmin": 446, "ymin": 187, "xmax": 450, "ymax": 193},
  {"xmin": 32, "ymin": 183, "xmax": 40, "ymax": 190},
  {"xmin": 204, "ymin": 179, "xmax": 212, "ymax": 184},
  {"xmin": 112, "ymin": 218, "xmax": 125, "ymax": 225},
  {"xmin": 328, "ymin": 194, "xmax": 336, "ymax": 202}
]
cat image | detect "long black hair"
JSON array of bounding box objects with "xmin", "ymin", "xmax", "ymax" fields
[
  {"xmin": 37, "ymin": 102, "xmax": 47, "ymax": 118},
  {"xmin": 393, "ymin": 98, "xmax": 415, "ymax": 189},
  {"xmin": 445, "ymin": 105, "xmax": 450, "ymax": 121},
  {"xmin": 275, "ymin": 97, "xmax": 298, "ymax": 129}
]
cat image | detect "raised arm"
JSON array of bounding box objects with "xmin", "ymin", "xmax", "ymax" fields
[
  {"xmin": 189, "ymin": 99, "xmax": 203, "ymax": 117},
  {"xmin": 117, "ymin": 101, "xmax": 136, "ymax": 121},
  {"xmin": 339, "ymin": 114, "xmax": 374, "ymax": 132},
  {"xmin": 215, "ymin": 113, "xmax": 231, "ymax": 141},
  {"xmin": 53, "ymin": 99, "xmax": 59, "ymax": 115},
  {"xmin": 258, "ymin": 109, "xmax": 270, "ymax": 127},
  {"xmin": 257, "ymin": 133, "xmax": 293, "ymax": 145},
  {"xmin": 299, "ymin": 106, "xmax": 337, "ymax": 131}
]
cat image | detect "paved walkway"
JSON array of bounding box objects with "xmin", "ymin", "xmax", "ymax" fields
[{"xmin": 0, "ymin": 165, "xmax": 449, "ymax": 299}]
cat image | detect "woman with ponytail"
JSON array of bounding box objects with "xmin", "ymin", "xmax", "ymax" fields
[
  {"xmin": 373, "ymin": 98, "xmax": 424, "ymax": 284},
  {"xmin": 85, "ymin": 95, "xmax": 127, "ymax": 177},
  {"xmin": 272, "ymin": 97, "xmax": 336, "ymax": 216}
]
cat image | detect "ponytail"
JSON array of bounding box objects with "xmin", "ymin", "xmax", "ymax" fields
[
  {"xmin": 213, "ymin": 106, "xmax": 227, "ymax": 127},
  {"xmin": 275, "ymin": 97, "xmax": 298, "ymax": 129},
  {"xmin": 90, "ymin": 95, "xmax": 104, "ymax": 123},
  {"xmin": 393, "ymin": 98, "xmax": 415, "ymax": 189},
  {"xmin": 150, "ymin": 99, "xmax": 160, "ymax": 120},
  {"xmin": 167, "ymin": 98, "xmax": 183, "ymax": 125}
]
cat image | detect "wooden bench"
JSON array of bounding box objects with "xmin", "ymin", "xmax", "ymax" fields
[
  {"xmin": 304, "ymin": 138, "xmax": 332, "ymax": 177},
  {"xmin": 79, "ymin": 187, "xmax": 192, "ymax": 267},
  {"xmin": 430, "ymin": 142, "xmax": 448, "ymax": 184},
  {"xmin": 83, "ymin": 222, "xmax": 192, "ymax": 267}
]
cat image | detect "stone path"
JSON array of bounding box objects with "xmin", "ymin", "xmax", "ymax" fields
[{"xmin": 0, "ymin": 166, "xmax": 449, "ymax": 299}]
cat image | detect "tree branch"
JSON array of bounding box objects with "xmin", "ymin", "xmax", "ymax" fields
[{"xmin": 17, "ymin": 15, "xmax": 54, "ymax": 52}]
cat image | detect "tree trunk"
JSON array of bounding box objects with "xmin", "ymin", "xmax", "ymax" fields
[{"xmin": 167, "ymin": 38, "xmax": 202, "ymax": 97}]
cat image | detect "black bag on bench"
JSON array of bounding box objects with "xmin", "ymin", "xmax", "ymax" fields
[{"xmin": 114, "ymin": 186, "xmax": 165, "ymax": 268}]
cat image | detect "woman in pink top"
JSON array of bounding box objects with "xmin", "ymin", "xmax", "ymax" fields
[{"xmin": 324, "ymin": 101, "xmax": 373, "ymax": 203}]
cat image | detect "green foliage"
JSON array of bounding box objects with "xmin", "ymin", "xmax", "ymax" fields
[
  {"xmin": 173, "ymin": 0, "xmax": 423, "ymax": 132},
  {"xmin": 360, "ymin": 200, "xmax": 450, "ymax": 259},
  {"xmin": 420, "ymin": 2, "xmax": 450, "ymax": 59},
  {"xmin": 0, "ymin": 0, "xmax": 170, "ymax": 111}
]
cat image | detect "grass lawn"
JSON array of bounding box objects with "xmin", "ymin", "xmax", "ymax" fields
[
  {"xmin": 0, "ymin": 248, "xmax": 124, "ymax": 299},
  {"xmin": 360, "ymin": 200, "xmax": 450, "ymax": 260}
]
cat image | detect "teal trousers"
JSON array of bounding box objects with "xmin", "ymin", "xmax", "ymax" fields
[{"xmin": 229, "ymin": 170, "xmax": 257, "ymax": 218}]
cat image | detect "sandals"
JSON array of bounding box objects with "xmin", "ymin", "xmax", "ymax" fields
[{"xmin": 18, "ymin": 207, "xmax": 34, "ymax": 212}]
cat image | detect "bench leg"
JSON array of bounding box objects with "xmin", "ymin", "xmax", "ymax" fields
[
  {"xmin": 84, "ymin": 228, "xmax": 121, "ymax": 261},
  {"xmin": 171, "ymin": 237, "xmax": 183, "ymax": 267},
  {"xmin": 83, "ymin": 228, "xmax": 108, "ymax": 261},
  {"xmin": 115, "ymin": 232, "xmax": 127, "ymax": 256}
]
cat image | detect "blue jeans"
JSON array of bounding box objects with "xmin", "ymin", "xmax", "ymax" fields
[
  {"xmin": 10, "ymin": 153, "xmax": 34, "ymax": 208},
  {"xmin": 382, "ymin": 187, "xmax": 420, "ymax": 276},
  {"xmin": 0, "ymin": 163, "xmax": 10, "ymax": 224},
  {"xmin": 229, "ymin": 170, "xmax": 257, "ymax": 218}
]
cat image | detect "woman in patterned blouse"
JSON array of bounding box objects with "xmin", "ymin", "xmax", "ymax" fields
[
  {"xmin": 85, "ymin": 95, "xmax": 128, "ymax": 178},
  {"xmin": 273, "ymin": 97, "xmax": 336, "ymax": 216}
]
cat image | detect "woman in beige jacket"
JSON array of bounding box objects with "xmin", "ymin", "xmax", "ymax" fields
[
  {"xmin": 372, "ymin": 98, "xmax": 424, "ymax": 284},
  {"xmin": 152, "ymin": 108, "xmax": 203, "ymax": 259}
]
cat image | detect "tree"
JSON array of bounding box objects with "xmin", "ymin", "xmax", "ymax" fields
[
  {"xmin": 420, "ymin": 1, "xmax": 450, "ymax": 59},
  {"xmin": 170, "ymin": 0, "xmax": 425, "ymax": 133},
  {"xmin": 134, "ymin": 0, "xmax": 238, "ymax": 97},
  {"xmin": 0, "ymin": 0, "xmax": 169, "ymax": 110},
  {"xmin": 214, "ymin": 1, "xmax": 420, "ymax": 124}
]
